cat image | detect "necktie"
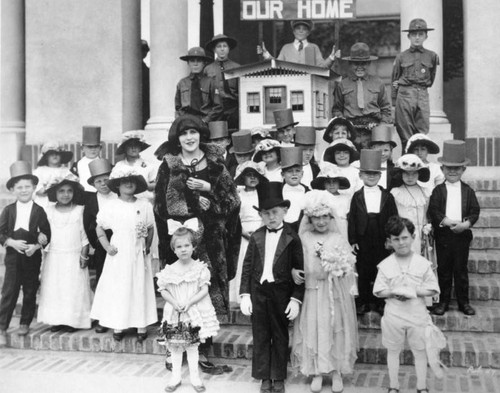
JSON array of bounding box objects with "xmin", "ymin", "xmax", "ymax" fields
[
  {"xmin": 190, "ymin": 75, "xmax": 203, "ymax": 111},
  {"xmin": 298, "ymin": 40, "xmax": 304, "ymax": 51},
  {"xmin": 267, "ymin": 226, "xmax": 283, "ymax": 233},
  {"xmin": 357, "ymin": 78, "xmax": 365, "ymax": 109},
  {"xmin": 219, "ymin": 61, "xmax": 230, "ymax": 94}
]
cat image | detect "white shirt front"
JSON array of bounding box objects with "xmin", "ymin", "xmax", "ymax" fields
[
  {"xmin": 364, "ymin": 185, "xmax": 382, "ymax": 213},
  {"xmin": 293, "ymin": 39, "xmax": 309, "ymax": 50},
  {"xmin": 283, "ymin": 183, "xmax": 305, "ymax": 223},
  {"xmin": 445, "ymin": 181, "xmax": 462, "ymax": 221},
  {"xmin": 77, "ymin": 156, "xmax": 97, "ymax": 192},
  {"xmin": 14, "ymin": 200, "xmax": 34, "ymax": 231},
  {"xmin": 377, "ymin": 161, "xmax": 388, "ymax": 189},
  {"xmin": 261, "ymin": 227, "xmax": 283, "ymax": 284},
  {"xmin": 302, "ymin": 163, "xmax": 313, "ymax": 188}
]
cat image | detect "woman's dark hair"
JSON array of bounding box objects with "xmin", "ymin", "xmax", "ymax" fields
[
  {"xmin": 385, "ymin": 215, "xmax": 415, "ymax": 237},
  {"xmin": 47, "ymin": 180, "xmax": 85, "ymax": 205},
  {"xmin": 159, "ymin": 115, "xmax": 210, "ymax": 156},
  {"xmin": 170, "ymin": 227, "xmax": 197, "ymax": 251}
]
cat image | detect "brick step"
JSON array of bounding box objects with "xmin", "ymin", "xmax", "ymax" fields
[
  {"xmin": 470, "ymin": 229, "xmax": 500, "ymax": 250},
  {"xmin": 474, "ymin": 209, "xmax": 500, "ymax": 228},
  {"xmin": 5, "ymin": 322, "xmax": 500, "ymax": 369},
  {"xmin": 463, "ymin": 273, "xmax": 500, "ymax": 300},
  {"xmin": 467, "ymin": 179, "xmax": 500, "ymax": 191},
  {"xmin": 468, "ymin": 250, "xmax": 500, "ymax": 274},
  {"xmin": 475, "ymin": 191, "xmax": 500, "ymax": 208}
]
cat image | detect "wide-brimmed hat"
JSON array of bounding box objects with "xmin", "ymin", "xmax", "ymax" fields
[
  {"xmin": 342, "ymin": 42, "xmax": 378, "ymax": 62},
  {"xmin": 46, "ymin": 173, "xmax": 85, "ymax": 204},
  {"xmin": 230, "ymin": 130, "xmax": 254, "ymax": 155},
  {"xmin": 254, "ymin": 181, "xmax": 290, "ymax": 212},
  {"xmin": 405, "ymin": 133, "xmax": 440, "ymax": 155},
  {"xmin": 294, "ymin": 126, "xmax": 316, "ymax": 146},
  {"xmin": 323, "ymin": 117, "xmax": 355, "ymax": 143},
  {"xmin": 394, "ymin": 154, "xmax": 430, "ymax": 182},
  {"xmin": 358, "ymin": 149, "xmax": 385, "ymax": 172},
  {"xmin": 280, "ymin": 147, "xmax": 303, "ymax": 170},
  {"xmin": 437, "ymin": 140, "xmax": 470, "ymax": 166},
  {"xmin": 323, "ymin": 138, "xmax": 358, "ymax": 164},
  {"xmin": 369, "ymin": 124, "xmax": 397, "ymax": 148},
  {"xmin": 87, "ymin": 158, "xmax": 113, "ymax": 186},
  {"xmin": 311, "ymin": 162, "xmax": 350, "ymax": 190},
  {"xmin": 253, "ymin": 139, "xmax": 281, "ymax": 162},
  {"xmin": 402, "ymin": 18, "xmax": 434, "ymax": 32},
  {"xmin": 37, "ymin": 141, "xmax": 74, "ymax": 167},
  {"xmin": 6, "ymin": 161, "xmax": 39, "ymax": 189},
  {"xmin": 250, "ymin": 127, "xmax": 271, "ymax": 140},
  {"xmin": 106, "ymin": 169, "xmax": 148, "ymax": 195},
  {"xmin": 80, "ymin": 126, "xmax": 102, "ymax": 146},
  {"xmin": 179, "ymin": 47, "xmax": 213, "ymax": 62},
  {"xmin": 274, "ymin": 109, "xmax": 298, "ymax": 130},
  {"xmin": 234, "ymin": 161, "xmax": 268, "ymax": 186},
  {"xmin": 205, "ymin": 34, "xmax": 237, "ymax": 52},
  {"xmin": 116, "ymin": 130, "xmax": 151, "ymax": 156},
  {"xmin": 208, "ymin": 121, "xmax": 229, "ymax": 140},
  {"xmin": 290, "ymin": 20, "xmax": 313, "ymax": 30}
]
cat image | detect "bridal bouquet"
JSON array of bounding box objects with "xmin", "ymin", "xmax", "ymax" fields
[{"xmin": 315, "ymin": 241, "xmax": 356, "ymax": 277}]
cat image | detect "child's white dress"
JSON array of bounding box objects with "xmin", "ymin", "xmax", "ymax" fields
[
  {"xmin": 37, "ymin": 205, "xmax": 92, "ymax": 328},
  {"xmin": 33, "ymin": 166, "xmax": 72, "ymax": 209},
  {"xmin": 156, "ymin": 260, "xmax": 220, "ymax": 341},
  {"xmin": 90, "ymin": 198, "xmax": 157, "ymax": 329},
  {"xmin": 330, "ymin": 193, "xmax": 351, "ymax": 241}
]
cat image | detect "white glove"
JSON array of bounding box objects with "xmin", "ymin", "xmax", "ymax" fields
[
  {"xmin": 240, "ymin": 295, "xmax": 253, "ymax": 316},
  {"xmin": 285, "ymin": 299, "xmax": 300, "ymax": 320}
]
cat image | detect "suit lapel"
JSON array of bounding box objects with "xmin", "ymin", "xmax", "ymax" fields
[
  {"xmin": 460, "ymin": 181, "xmax": 467, "ymax": 220},
  {"xmin": 273, "ymin": 229, "xmax": 292, "ymax": 266},
  {"xmin": 254, "ymin": 229, "xmax": 266, "ymax": 268},
  {"xmin": 28, "ymin": 204, "xmax": 37, "ymax": 233},
  {"xmin": 379, "ymin": 186, "xmax": 387, "ymax": 211},
  {"xmin": 359, "ymin": 188, "xmax": 367, "ymax": 212}
]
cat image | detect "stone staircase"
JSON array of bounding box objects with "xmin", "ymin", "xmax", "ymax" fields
[{"xmin": 1, "ymin": 178, "xmax": 499, "ymax": 371}]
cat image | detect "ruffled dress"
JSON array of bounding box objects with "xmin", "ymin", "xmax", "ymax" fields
[
  {"xmin": 330, "ymin": 193, "xmax": 351, "ymax": 241},
  {"xmin": 156, "ymin": 260, "xmax": 220, "ymax": 341},
  {"xmin": 292, "ymin": 231, "xmax": 358, "ymax": 376}
]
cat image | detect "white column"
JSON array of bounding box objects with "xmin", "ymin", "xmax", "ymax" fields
[
  {"xmin": 0, "ymin": 0, "xmax": 26, "ymax": 173},
  {"xmin": 188, "ymin": 0, "xmax": 201, "ymax": 48},
  {"xmin": 213, "ymin": 0, "xmax": 224, "ymax": 35}
]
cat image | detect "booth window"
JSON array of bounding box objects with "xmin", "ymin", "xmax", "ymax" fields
[
  {"xmin": 247, "ymin": 92, "xmax": 260, "ymax": 113},
  {"xmin": 291, "ymin": 91, "xmax": 304, "ymax": 111},
  {"xmin": 269, "ymin": 88, "xmax": 283, "ymax": 104}
]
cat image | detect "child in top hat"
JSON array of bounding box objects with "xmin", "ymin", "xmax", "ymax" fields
[
  {"xmin": 258, "ymin": 20, "xmax": 339, "ymax": 68},
  {"xmin": 240, "ymin": 182, "xmax": 304, "ymax": 393},
  {"xmin": 368, "ymin": 124, "xmax": 398, "ymax": 190},
  {"xmin": 406, "ymin": 133, "xmax": 444, "ymax": 195},
  {"xmin": 33, "ymin": 141, "xmax": 73, "ymax": 209},
  {"xmin": 273, "ymin": 109, "xmax": 297, "ymax": 147},
  {"xmin": 37, "ymin": 173, "xmax": 93, "ymax": 333},
  {"xmin": 231, "ymin": 161, "xmax": 268, "ymax": 303},
  {"xmin": 392, "ymin": 18, "xmax": 439, "ymax": 149},
  {"xmin": 71, "ymin": 126, "xmax": 103, "ymax": 198},
  {"xmin": 254, "ymin": 139, "xmax": 282, "ymax": 182},
  {"xmin": 0, "ymin": 161, "xmax": 51, "ymax": 345},
  {"xmin": 322, "ymin": 138, "xmax": 361, "ymax": 197},
  {"xmin": 294, "ymin": 126, "xmax": 320, "ymax": 188},
  {"xmin": 281, "ymin": 147, "xmax": 310, "ymax": 232},
  {"xmin": 231, "ymin": 130, "xmax": 255, "ymax": 177},
  {"xmin": 332, "ymin": 42, "xmax": 392, "ymax": 150},
  {"xmin": 204, "ymin": 34, "xmax": 240, "ymax": 129},
  {"xmin": 175, "ymin": 47, "xmax": 222, "ymax": 124},
  {"xmin": 428, "ymin": 140, "xmax": 480, "ymax": 316},
  {"xmin": 348, "ymin": 150, "xmax": 398, "ymax": 315},
  {"xmin": 209, "ymin": 120, "xmax": 238, "ymax": 176}
]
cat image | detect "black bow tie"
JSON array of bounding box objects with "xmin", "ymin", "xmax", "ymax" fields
[
  {"xmin": 410, "ymin": 46, "xmax": 423, "ymax": 53},
  {"xmin": 267, "ymin": 226, "xmax": 283, "ymax": 233}
]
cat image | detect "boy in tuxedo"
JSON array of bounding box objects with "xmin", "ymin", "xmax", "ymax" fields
[
  {"xmin": 240, "ymin": 182, "xmax": 304, "ymax": 393},
  {"xmin": 369, "ymin": 124, "xmax": 398, "ymax": 191},
  {"xmin": 0, "ymin": 162, "xmax": 51, "ymax": 345}
]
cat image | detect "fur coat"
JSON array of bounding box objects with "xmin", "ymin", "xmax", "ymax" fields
[{"xmin": 154, "ymin": 143, "xmax": 241, "ymax": 317}]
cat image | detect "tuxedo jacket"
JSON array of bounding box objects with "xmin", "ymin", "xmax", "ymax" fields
[
  {"xmin": 240, "ymin": 223, "xmax": 304, "ymax": 302},
  {"xmin": 428, "ymin": 181, "xmax": 480, "ymax": 241},
  {"xmin": 83, "ymin": 193, "xmax": 112, "ymax": 249},
  {"xmin": 347, "ymin": 186, "xmax": 398, "ymax": 245},
  {"xmin": 0, "ymin": 202, "xmax": 51, "ymax": 262}
]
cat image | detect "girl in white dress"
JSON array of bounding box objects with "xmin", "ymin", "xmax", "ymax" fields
[
  {"xmin": 37, "ymin": 174, "xmax": 92, "ymax": 332},
  {"xmin": 253, "ymin": 139, "xmax": 282, "ymax": 182},
  {"xmin": 90, "ymin": 169, "xmax": 157, "ymax": 341},
  {"xmin": 230, "ymin": 161, "xmax": 266, "ymax": 303}
]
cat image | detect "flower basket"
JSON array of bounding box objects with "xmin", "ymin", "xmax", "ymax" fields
[{"xmin": 158, "ymin": 314, "xmax": 201, "ymax": 347}]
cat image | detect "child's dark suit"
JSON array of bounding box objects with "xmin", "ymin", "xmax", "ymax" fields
[
  {"xmin": 240, "ymin": 223, "xmax": 304, "ymax": 380},
  {"xmin": 0, "ymin": 202, "xmax": 50, "ymax": 330},
  {"xmin": 428, "ymin": 181, "xmax": 480, "ymax": 307},
  {"xmin": 348, "ymin": 187, "xmax": 398, "ymax": 307}
]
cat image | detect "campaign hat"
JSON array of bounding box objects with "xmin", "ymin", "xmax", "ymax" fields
[
  {"xmin": 205, "ymin": 34, "xmax": 237, "ymax": 52},
  {"xmin": 402, "ymin": 18, "xmax": 434, "ymax": 32},
  {"xmin": 180, "ymin": 47, "xmax": 213, "ymax": 62},
  {"xmin": 342, "ymin": 42, "xmax": 378, "ymax": 62}
]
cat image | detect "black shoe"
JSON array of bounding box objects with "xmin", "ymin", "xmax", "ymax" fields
[
  {"xmin": 272, "ymin": 380, "xmax": 285, "ymax": 393},
  {"xmin": 356, "ymin": 304, "xmax": 370, "ymax": 315},
  {"xmin": 260, "ymin": 380, "xmax": 272, "ymax": 393},
  {"xmin": 65, "ymin": 326, "xmax": 76, "ymax": 333},
  {"xmin": 50, "ymin": 325, "xmax": 64, "ymax": 332},
  {"xmin": 432, "ymin": 303, "xmax": 448, "ymax": 316},
  {"xmin": 113, "ymin": 331, "xmax": 125, "ymax": 341},
  {"xmin": 459, "ymin": 304, "xmax": 476, "ymax": 316},
  {"xmin": 198, "ymin": 360, "xmax": 223, "ymax": 375},
  {"xmin": 95, "ymin": 324, "xmax": 108, "ymax": 333},
  {"xmin": 137, "ymin": 332, "xmax": 148, "ymax": 342}
]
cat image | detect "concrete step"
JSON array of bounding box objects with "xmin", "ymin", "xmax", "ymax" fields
[{"xmin": 468, "ymin": 250, "xmax": 500, "ymax": 274}]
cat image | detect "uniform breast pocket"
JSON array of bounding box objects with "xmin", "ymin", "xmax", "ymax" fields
[
  {"xmin": 367, "ymin": 87, "xmax": 380, "ymax": 103},
  {"xmin": 400, "ymin": 61, "xmax": 415, "ymax": 78},
  {"xmin": 419, "ymin": 60, "xmax": 433, "ymax": 80},
  {"xmin": 343, "ymin": 87, "xmax": 356, "ymax": 106},
  {"xmin": 200, "ymin": 87, "xmax": 210, "ymax": 103},
  {"xmin": 180, "ymin": 87, "xmax": 191, "ymax": 107}
]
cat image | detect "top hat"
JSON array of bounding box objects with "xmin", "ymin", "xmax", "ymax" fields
[
  {"xmin": 254, "ymin": 181, "xmax": 290, "ymax": 211},
  {"xmin": 253, "ymin": 139, "xmax": 281, "ymax": 162},
  {"xmin": 311, "ymin": 163, "xmax": 350, "ymax": 190},
  {"xmin": 342, "ymin": 42, "xmax": 378, "ymax": 62},
  {"xmin": 323, "ymin": 117, "xmax": 355, "ymax": 143},
  {"xmin": 405, "ymin": 133, "xmax": 440, "ymax": 155},
  {"xmin": 437, "ymin": 140, "xmax": 470, "ymax": 166},
  {"xmin": 116, "ymin": 130, "xmax": 151, "ymax": 156},
  {"xmin": 280, "ymin": 147, "xmax": 304, "ymax": 170},
  {"xmin": 46, "ymin": 173, "xmax": 85, "ymax": 204},
  {"xmin": 208, "ymin": 121, "xmax": 229, "ymax": 140},
  {"xmin": 402, "ymin": 18, "xmax": 434, "ymax": 32},
  {"xmin": 274, "ymin": 109, "xmax": 298, "ymax": 130},
  {"xmin": 37, "ymin": 141, "xmax": 74, "ymax": 167},
  {"xmin": 393, "ymin": 154, "xmax": 430, "ymax": 183},
  {"xmin": 323, "ymin": 138, "xmax": 358, "ymax": 164},
  {"xmin": 358, "ymin": 149, "xmax": 385, "ymax": 172},
  {"xmin": 81, "ymin": 126, "xmax": 102, "ymax": 146},
  {"xmin": 180, "ymin": 47, "xmax": 213, "ymax": 62},
  {"xmin": 290, "ymin": 19, "xmax": 313, "ymax": 30},
  {"xmin": 106, "ymin": 169, "xmax": 148, "ymax": 195},
  {"xmin": 205, "ymin": 34, "xmax": 237, "ymax": 52},
  {"xmin": 87, "ymin": 158, "xmax": 113, "ymax": 186},
  {"xmin": 230, "ymin": 130, "xmax": 254, "ymax": 155},
  {"xmin": 6, "ymin": 161, "xmax": 39, "ymax": 189},
  {"xmin": 369, "ymin": 124, "xmax": 397, "ymax": 148},
  {"xmin": 294, "ymin": 126, "xmax": 316, "ymax": 146},
  {"xmin": 234, "ymin": 161, "xmax": 268, "ymax": 186}
]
